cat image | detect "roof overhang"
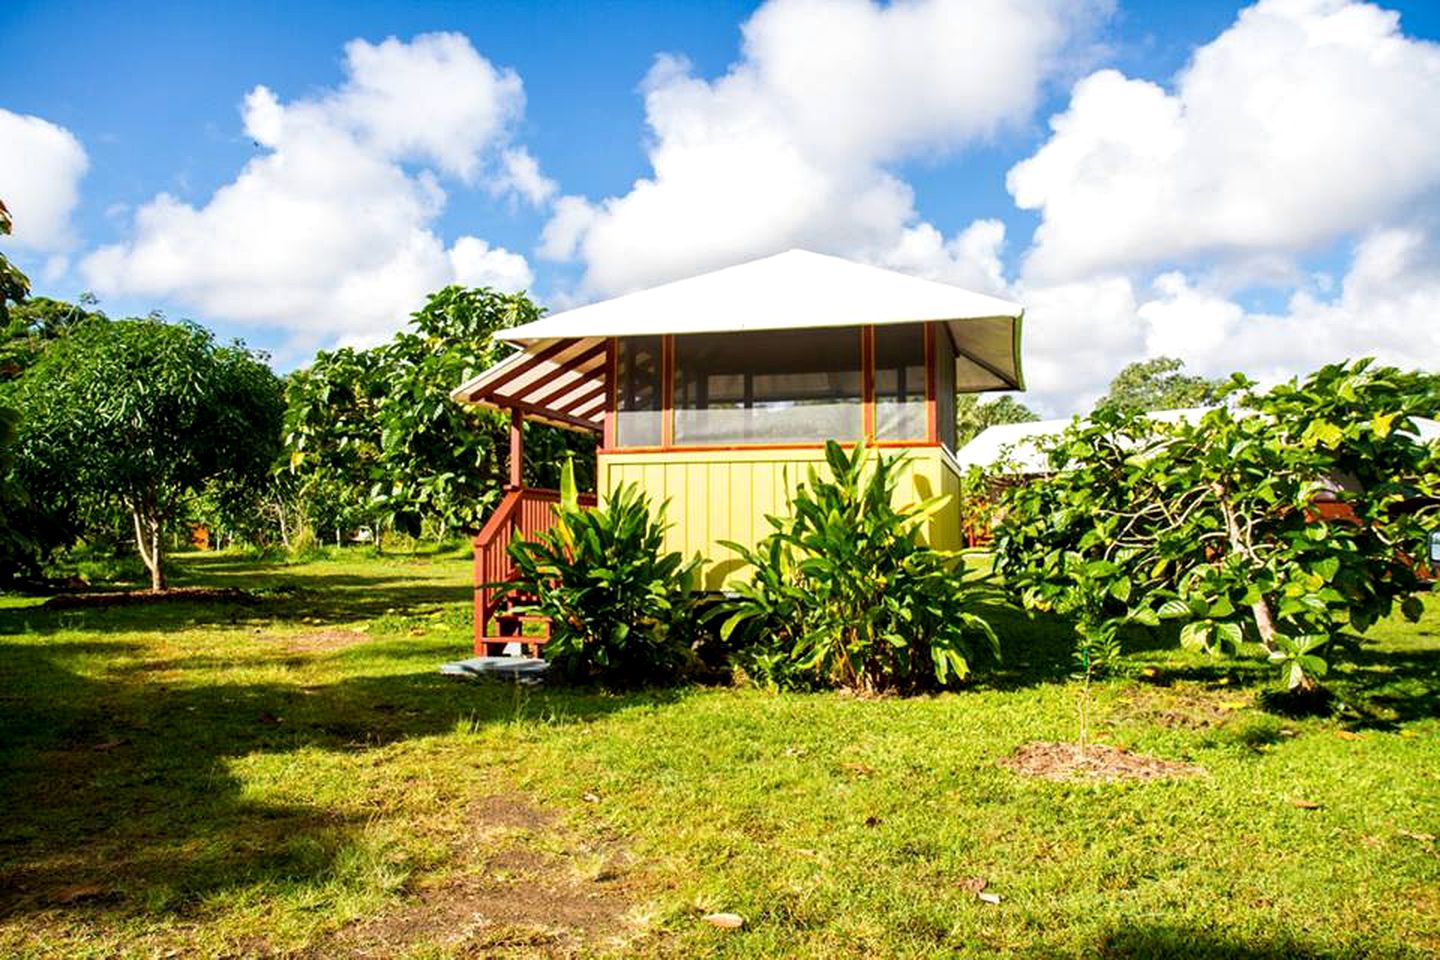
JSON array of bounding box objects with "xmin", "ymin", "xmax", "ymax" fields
[{"xmin": 452, "ymin": 249, "xmax": 1027, "ymax": 427}]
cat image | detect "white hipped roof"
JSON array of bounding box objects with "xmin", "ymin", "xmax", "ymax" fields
[
  {"xmin": 503, "ymin": 249, "xmax": 1022, "ymax": 341},
  {"xmin": 957, "ymin": 411, "xmax": 1440, "ymax": 475},
  {"xmin": 454, "ymin": 249, "xmax": 1027, "ymax": 424}
]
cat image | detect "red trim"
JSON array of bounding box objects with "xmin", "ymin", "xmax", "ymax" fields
[
  {"xmin": 924, "ymin": 322, "xmax": 938, "ymax": 444},
  {"xmin": 466, "ymin": 338, "xmax": 573, "ymax": 399},
  {"xmin": 661, "ymin": 334, "xmax": 675, "ymax": 448},
  {"xmin": 508, "ymin": 407, "xmax": 524, "ymax": 488},
  {"xmin": 522, "ymin": 342, "xmax": 608, "ymax": 408},
  {"xmin": 597, "ymin": 440, "xmax": 941, "ymax": 456},
  {"xmin": 602, "ymin": 338, "xmax": 616, "ymax": 449},
  {"xmin": 861, "ymin": 325, "xmax": 875, "ymax": 440}
]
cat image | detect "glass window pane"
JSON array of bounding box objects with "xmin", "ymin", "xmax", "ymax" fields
[
  {"xmin": 874, "ymin": 323, "xmax": 928, "ymax": 441},
  {"xmin": 616, "ymin": 336, "xmax": 662, "ymax": 447},
  {"xmin": 674, "ymin": 329, "xmax": 862, "ymax": 444}
]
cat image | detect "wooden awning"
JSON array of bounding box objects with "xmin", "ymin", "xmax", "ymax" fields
[{"xmin": 450, "ymin": 336, "xmax": 606, "ymax": 433}]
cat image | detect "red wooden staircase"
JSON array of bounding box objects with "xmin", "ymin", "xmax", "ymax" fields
[{"xmin": 472, "ymin": 486, "xmax": 597, "ymax": 657}]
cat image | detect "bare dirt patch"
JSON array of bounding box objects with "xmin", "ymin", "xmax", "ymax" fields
[
  {"xmin": 266, "ymin": 628, "xmax": 371, "ymax": 654},
  {"xmin": 316, "ymin": 796, "xmax": 639, "ymax": 959},
  {"xmin": 1001, "ymin": 741, "xmax": 1206, "ymax": 783},
  {"xmin": 42, "ymin": 587, "xmax": 257, "ymax": 609}
]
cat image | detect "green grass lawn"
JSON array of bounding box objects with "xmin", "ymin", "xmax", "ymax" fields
[{"xmin": 1, "ymin": 549, "xmax": 1437, "ymax": 958}]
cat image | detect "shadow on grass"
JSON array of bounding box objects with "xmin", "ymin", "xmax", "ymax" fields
[
  {"xmin": 1093, "ymin": 922, "xmax": 1363, "ymax": 959},
  {"xmin": 0, "ymin": 562, "xmax": 476, "ymax": 638},
  {"xmin": 0, "ymin": 636, "xmax": 660, "ymax": 920},
  {"xmin": 973, "ymin": 604, "xmax": 1181, "ymax": 691}
]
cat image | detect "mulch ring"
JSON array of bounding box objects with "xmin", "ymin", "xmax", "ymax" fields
[
  {"xmin": 43, "ymin": 587, "xmax": 258, "ymax": 609},
  {"xmin": 1001, "ymin": 741, "xmax": 1206, "ymax": 783}
]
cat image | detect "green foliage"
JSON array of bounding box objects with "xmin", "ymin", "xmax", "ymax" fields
[
  {"xmin": 2, "ymin": 295, "xmax": 107, "ymax": 381},
  {"xmin": 284, "ymin": 285, "xmax": 594, "ymax": 541},
  {"xmin": 0, "ymin": 199, "xmax": 29, "ymax": 328},
  {"xmin": 997, "ymin": 358, "xmax": 1439, "ymax": 692},
  {"xmin": 955, "ymin": 392, "xmax": 1038, "ymax": 447},
  {"xmin": 498, "ymin": 466, "xmax": 700, "ymax": 685},
  {"xmin": 717, "ymin": 441, "xmax": 999, "ymax": 693},
  {"xmin": 12, "ymin": 317, "xmax": 284, "ymax": 588},
  {"xmin": 1094, "ymin": 355, "xmax": 1224, "ymax": 415}
]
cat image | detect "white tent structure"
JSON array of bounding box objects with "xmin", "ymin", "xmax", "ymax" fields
[
  {"xmin": 954, "ymin": 408, "xmax": 1214, "ymax": 474},
  {"xmin": 957, "ymin": 412, "xmax": 1440, "ymax": 476}
]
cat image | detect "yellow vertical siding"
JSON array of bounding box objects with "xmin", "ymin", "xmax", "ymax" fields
[{"xmin": 598, "ymin": 446, "xmax": 966, "ymax": 590}]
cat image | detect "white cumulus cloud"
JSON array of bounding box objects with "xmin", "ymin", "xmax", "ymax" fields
[
  {"xmin": 0, "ymin": 109, "xmax": 89, "ymax": 252},
  {"xmin": 1009, "ymin": 0, "xmax": 1440, "ymax": 283},
  {"xmin": 544, "ymin": 0, "xmax": 1097, "ymax": 296},
  {"xmin": 81, "ymin": 32, "xmax": 537, "ymax": 349}
]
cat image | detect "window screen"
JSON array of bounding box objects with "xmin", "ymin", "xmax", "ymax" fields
[
  {"xmin": 874, "ymin": 323, "xmax": 928, "ymax": 441},
  {"xmin": 615, "ymin": 336, "xmax": 663, "ymax": 447},
  {"xmin": 673, "ymin": 329, "xmax": 863, "ymax": 444}
]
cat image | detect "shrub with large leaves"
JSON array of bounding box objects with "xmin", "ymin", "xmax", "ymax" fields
[
  {"xmin": 717, "ymin": 441, "xmax": 999, "ymax": 693},
  {"xmin": 996, "ymin": 359, "xmax": 1439, "ymax": 692},
  {"xmin": 498, "ymin": 465, "xmax": 700, "ymax": 685}
]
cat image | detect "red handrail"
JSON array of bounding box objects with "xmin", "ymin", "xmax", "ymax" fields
[{"xmin": 472, "ymin": 486, "xmax": 597, "ymax": 652}]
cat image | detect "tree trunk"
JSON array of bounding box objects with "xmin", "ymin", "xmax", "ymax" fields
[
  {"xmin": 1214, "ymin": 482, "xmax": 1277, "ymax": 654},
  {"xmin": 131, "ymin": 503, "xmax": 166, "ymax": 592}
]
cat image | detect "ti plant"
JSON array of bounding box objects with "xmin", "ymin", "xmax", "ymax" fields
[
  {"xmin": 716, "ymin": 440, "xmax": 1000, "ymax": 694},
  {"xmin": 497, "ymin": 459, "xmax": 701, "ymax": 686}
]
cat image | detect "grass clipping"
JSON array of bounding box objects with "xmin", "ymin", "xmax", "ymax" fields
[{"xmin": 1001, "ymin": 741, "xmax": 1205, "ymax": 783}]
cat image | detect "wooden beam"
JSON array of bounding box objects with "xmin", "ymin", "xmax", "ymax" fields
[
  {"xmin": 464, "ymin": 338, "xmax": 583, "ymax": 402},
  {"xmin": 524, "ymin": 342, "xmax": 607, "ymax": 408},
  {"xmin": 602, "ymin": 337, "xmax": 616, "ymax": 450},
  {"xmin": 862, "ymin": 326, "xmax": 875, "ymax": 440},
  {"xmin": 661, "ymin": 335, "xmax": 675, "ymax": 448},
  {"xmin": 925, "ymin": 322, "xmax": 938, "ymax": 444},
  {"xmin": 508, "ymin": 407, "xmax": 524, "ymax": 488}
]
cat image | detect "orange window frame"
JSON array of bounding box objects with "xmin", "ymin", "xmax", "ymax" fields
[{"xmin": 600, "ymin": 323, "xmax": 938, "ymax": 455}]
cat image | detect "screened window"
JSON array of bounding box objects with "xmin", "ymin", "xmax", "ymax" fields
[
  {"xmin": 616, "ymin": 336, "xmax": 663, "ymax": 447},
  {"xmin": 874, "ymin": 323, "xmax": 928, "ymax": 441},
  {"xmin": 673, "ymin": 329, "xmax": 862, "ymax": 444}
]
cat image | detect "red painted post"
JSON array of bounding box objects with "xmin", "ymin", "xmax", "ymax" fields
[{"xmin": 509, "ymin": 406, "xmax": 523, "ymax": 489}]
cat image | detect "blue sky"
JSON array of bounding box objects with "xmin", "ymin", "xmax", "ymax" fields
[{"xmin": 4, "ymin": 0, "xmax": 1440, "ymax": 413}]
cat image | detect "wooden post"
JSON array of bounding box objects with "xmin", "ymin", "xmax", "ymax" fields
[{"xmin": 509, "ymin": 407, "xmax": 523, "ymax": 489}]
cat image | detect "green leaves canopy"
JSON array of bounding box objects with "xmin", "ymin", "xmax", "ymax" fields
[
  {"xmin": 996, "ymin": 359, "xmax": 1439, "ymax": 690},
  {"xmin": 284, "ymin": 285, "xmax": 595, "ymax": 539},
  {"xmin": 12, "ymin": 316, "xmax": 283, "ymax": 586}
]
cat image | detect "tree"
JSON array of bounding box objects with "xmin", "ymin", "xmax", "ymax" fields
[
  {"xmin": 285, "ymin": 285, "xmax": 595, "ymax": 542},
  {"xmin": 996, "ymin": 359, "xmax": 1439, "ymax": 692},
  {"xmin": 3, "ymin": 295, "xmax": 107, "ymax": 380},
  {"xmin": 1094, "ymin": 356, "xmax": 1223, "ymax": 414},
  {"xmin": 0, "ymin": 200, "xmax": 28, "ymax": 328},
  {"xmin": 14, "ymin": 318, "xmax": 284, "ymax": 590},
  {"xmin": 955, "ymin": 393, "xmax": 1038, "ymax": 447}
]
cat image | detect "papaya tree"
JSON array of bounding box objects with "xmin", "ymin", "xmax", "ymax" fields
[
  {"xmin": 996, "ymin": 359, "xmax": 1439, "ymax": 691},
  {"xmin": 13, "ymin": 317, "xmax": 283, "ymax": 589}
]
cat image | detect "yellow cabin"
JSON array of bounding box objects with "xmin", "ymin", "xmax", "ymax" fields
[{"xmin": 453, "ymin": 249, "xmax": 1025, "ymax": 654}]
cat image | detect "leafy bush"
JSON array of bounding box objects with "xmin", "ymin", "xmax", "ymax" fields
[
  {"xmin": 716, "ymin": 441, "xmax": 999, "ymax": 694},
  {"xmin": 996, "ymin": 359, "xmax": 1439, "ymax": 692},
  {"xmin": 498, "ymin": 464, "xmax": 700, "ymax": 685}
]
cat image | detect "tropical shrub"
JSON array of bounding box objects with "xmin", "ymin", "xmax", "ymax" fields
[
  {"xmin": 498, "ymin": 464, "xmax": 700, "ymax": 685},
  {"xmin": 996, "ymin": 359, "xmax": 1439, "ymax": 692},
  {"xmin": 716, "ymin": 441, "xmax": 999, "ymax": 694}
]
